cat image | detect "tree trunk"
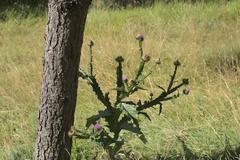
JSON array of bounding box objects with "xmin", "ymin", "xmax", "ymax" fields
[{"xmin": 34, "ymin": 0, "xmax": 91, "ymax": 159}]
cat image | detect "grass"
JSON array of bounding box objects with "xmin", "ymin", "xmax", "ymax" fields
[{"xmin": 0, "ymin": 1, "xmax": 240, "ymax": 159}]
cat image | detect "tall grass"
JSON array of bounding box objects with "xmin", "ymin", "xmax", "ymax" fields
[{"xmin": 0, "ymin": 1, "xmax": 240, "ymax": 159}]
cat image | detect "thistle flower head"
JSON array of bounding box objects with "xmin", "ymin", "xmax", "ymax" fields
[
  {"xmin": 94, "ymin": 124, "xmax": 102, "ymax": 131},
  {"xmin": 150, "ymin": 92, "xmax": 154, "ymax": 97},
  {"xmin": 136, "ymin": 34, "xmax": 144, "ymax": 41},
  {"xmin": 88, "ymin": 40, "xmax": 94, "ymax": 47},
  {"xmin": 182, "ymin": 78, "xmax": 189, "ymax": 85},
  {"xmin": 68, "ymin": 126, "xmax": 75, "ymax": 137},
  {"xmin": 174, "ymin": 60, "xmax": 181, "ymax": 66},
  {"xmin": 115, "ymin": 56, "xmax": 124, "ymax": 63},
  {"xmin": 155, "ymin": 58, "xmax": 161, "ymax": 65},
  {"xmin": 130, "ymin": 79, "xmax": 138, "ymax": 85},
  {"xmin": 183, "ymin": 88, "xmax": 191, "ymax": 95},
  {"xmin": 122, "ymin": 75, "xmax": 128, "ymax": 82},
  {"xmin": 143, "ymin": 54, "xmax": 151, "ymax": 62}
]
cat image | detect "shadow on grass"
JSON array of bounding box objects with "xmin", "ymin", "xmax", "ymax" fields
[
  {"xmin": 151, "ymin": 137, "xmax": 240, "ymax": 160},
  {"xmin": 0, "ymin": 3, "xmax": 46, "ymax": 23},
  {"xmin": 205, "ymin": 49, "xmax": 240, "ymax": 74}
]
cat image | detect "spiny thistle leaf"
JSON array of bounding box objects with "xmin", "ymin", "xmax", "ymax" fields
[
  {"xmin": 79, "ymin": 67, "xmax": 112, "ymax": 110},
  {"xmin": 90, "ymin": 76, "xmax": 112, "ymax": 110},
  {"xmin": 138, "ymin": 134, "xmax": 147, "ymax": 144},
  {"xmin": 119, "ymin": 121, "xmax": 141, "ymax": 134},
  {"xmin": 86, "ymin": 109, "xmax": 112, "ymax": 128},
  {"xmin": 117, "ymin": 102, "xmax": 138, "ymax": 119},
  {"xmin": 138, "ymin": 112, "xmax": 151, "ymax": 121},
  {"xmin": 132, "ymin": 118, "xmax": 147, "ymax": 143},
  {"xmin": 79, "ymin": 66, "xmax": 92, "ymax": 83},
  {"xmin": 74, "ymin": 131, "xmax": 91, "ymax": 139}
]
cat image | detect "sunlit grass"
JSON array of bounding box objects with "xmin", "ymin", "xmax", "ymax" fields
[{"xmin": 0, "ymin": 1, "xmax": 240, "ymax": 159}]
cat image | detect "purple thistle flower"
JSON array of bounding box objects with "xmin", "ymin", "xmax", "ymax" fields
[
  {"xmin": 183, "ymin": 88, "xmax": 191, "ymax": 95},
  {"xmin": 136, "ymin": 34, "xmax": 144, "ymax": 41},
  {"xmin": 122, "ymin": 75, "xmax": 128, "ymax": 82},
  {"xmin": 94, "ymin": 124, "xmax": 102, "ymax": 131}
]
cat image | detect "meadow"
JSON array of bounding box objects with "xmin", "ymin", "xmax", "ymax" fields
[{"xmin": 0, "ymin": 1, "xmax": 240, "ymax": 159}]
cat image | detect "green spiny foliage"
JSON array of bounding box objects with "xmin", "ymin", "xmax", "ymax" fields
[
  {"xmin": 75, "ymin": 34, "xmax": 189, "ymax": 159},
  {"xmin": 79, "ymin": 67, "xmax": 112, "ymax": 110}
]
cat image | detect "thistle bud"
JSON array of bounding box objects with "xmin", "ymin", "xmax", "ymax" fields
[
  {"xmin": 174, "ymin": 60, "xmax": 181, "ymax": 66},
  {"xmin": 136, "ymin": 34, "xmax": 144, "ymax": 41},
  {"xmin": 143, "ymin": 54, "xmax": 151, "ymax": 62},
  {"xmin": 68, "ymin": 126, "xmax": 75, "ymax": 137},
  {"xmin": 183, "ymin": 88, "xmax": 191, "ymax": 95},
  {"xmin": 130, "ymin": 79, "xmax": 137, "ymax": 85},
  {"xmin": 155, "ymin": 58, "xmax": 161, "ymax": 65},
  {"xmin": 115, "ymin": 56, "xmax": 124, "ymax": 63},
  {"xmin": 150, "ymin": 92, "xmax": 154, "ymax": 97},
  {"xmin": 88, "ymin": 40, "xmax": 94, "ymax": 47},
  {"xmin": 182, "ymin": 78, "xmax": 189, "ymax": 85}
]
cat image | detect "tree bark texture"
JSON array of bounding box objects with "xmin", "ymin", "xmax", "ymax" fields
[{"xmin": 34, "ymin": 0, "xmax": 91, "ymax": 159}]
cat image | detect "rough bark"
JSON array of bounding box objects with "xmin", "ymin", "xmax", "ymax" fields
[{"xmin": 34, "ymin": 0, "xmax": 91, "ymax": 159}]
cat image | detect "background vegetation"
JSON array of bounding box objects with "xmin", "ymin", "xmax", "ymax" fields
[
  {"xmin": 0, "ymin": 0, "xmax": 240, "ymax": 159},
  {"xmin": 0, "ymin": 0, "xmax": 234, "ymax": 10}
]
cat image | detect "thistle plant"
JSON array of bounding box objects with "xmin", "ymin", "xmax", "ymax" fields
[{"xmin": 72, "ymin": 35, "xmax": 189, "ymax": 159}]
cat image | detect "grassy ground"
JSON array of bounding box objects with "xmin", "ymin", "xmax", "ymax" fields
[{"xmin": 0, "ymin": 1, "xmax": 240, "ymax": 159}]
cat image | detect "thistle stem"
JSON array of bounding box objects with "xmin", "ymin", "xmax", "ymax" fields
[
  {"xmin": 136, "ymin": 82, "xmax": 185, "ymax": 111},
  {"xmin": 139, "ymin": 41, "xmax": 143, "ymax": 57},
  {"xmin": 167, "ymin": 64, "xmax": 178, "ymax": 92},
  {"xmin": 88, "ymin": 46, "xmax": 93, "ymax": 76},
  {"xmin": 116, "ymin": 62, "xmax": 124, "ymax": 103}
]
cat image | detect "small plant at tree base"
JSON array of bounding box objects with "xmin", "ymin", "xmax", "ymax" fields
[{"xmin": 71, "ymin": 35, "xmax": 189, "ymax": 159}]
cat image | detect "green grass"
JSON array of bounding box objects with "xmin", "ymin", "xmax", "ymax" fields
[{"xmin": 0, "ymin": 1, "xmax": 240, "ymax": 159}]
